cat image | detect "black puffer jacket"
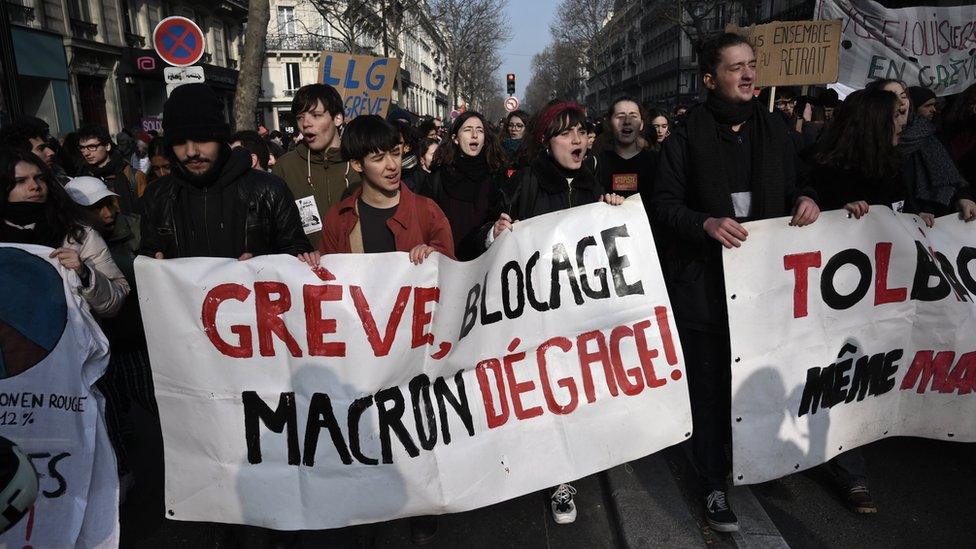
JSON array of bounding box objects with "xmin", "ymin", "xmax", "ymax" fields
[
  {"xmin": 496, "ymin": 154, "xmax": 604, "ymax": 221},
  {"xmin": 471, "ymin": 154, "xmax": 604, "ymax": 255},
  {"xmin": 140, "ymin": 147, "xmax": 311, "ymax": 258}
]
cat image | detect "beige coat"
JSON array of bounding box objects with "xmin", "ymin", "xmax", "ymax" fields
[{"xmin": 64, "ymin": 227, "xmax": 130, "ymax": 318}]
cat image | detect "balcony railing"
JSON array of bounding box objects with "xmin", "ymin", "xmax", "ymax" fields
[
  {"xmin": 265, "ymin": 33, "xmax": 335, "ymax": 51},
  {"xmin": 7, "ymin": 1, "xmax": 35, "ymax": 25},
  {"xmin": 70, "ymin": 18, "xmax": 98, "ymax": 40},
  {"xmin": 125, "ymin": 32, "xmax": 145, "ymax": 47}
]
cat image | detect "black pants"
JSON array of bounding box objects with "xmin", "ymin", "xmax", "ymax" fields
[
  {"xmin": 98, "ymin": 345, "xmax": 159, "ymax": 474},
  {"xmin": 678, "ymin": 326, "xmax": 732, "ymax": 494}
]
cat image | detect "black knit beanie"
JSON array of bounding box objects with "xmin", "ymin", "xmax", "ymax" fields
[
  {"xmin": 163, "ymin": 83, "xmax": 231, "ymax": 143},
  {"xmin": 908, "ymin": 86, "xmax": 936, "ymax": 110}
]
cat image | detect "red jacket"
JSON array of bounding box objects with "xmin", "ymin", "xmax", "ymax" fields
[{"xmin": 319, "ymin": 183, "xmax": 456, "ymax": 259}]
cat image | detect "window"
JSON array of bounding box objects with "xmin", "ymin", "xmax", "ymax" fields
[
  {"xmin": 278, "ymin": 6, "xmax": 295, "ymax": 35},
  {"xmin": 285, "ymin": 63, "xmax": 301, "ymax": 91},
  {"xmin": 120, "ymin": 0, "xmax": 136, "ymax": 35},
  {"xmin": 67, "ymin": 0, "xmax": 92, "ymax": 21},
  {"xmin": 148, "ymin": 2, "xmax": 161, "ymax": 34},
  {"xmin": 213, "ymin": 21, "xmax": 226, "ymax": 66}
]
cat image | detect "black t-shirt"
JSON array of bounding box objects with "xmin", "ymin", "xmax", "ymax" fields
[
  {"xmin": 718, "ymin": 123, "xmax": 753, "ymax": 221},
  {"xmin": 595, "ymin": 149, "xmax": 658, "ymax": 197},
  {"xmin": 358, "ymin": 198, "xmax": 397, "ymax": 253}
]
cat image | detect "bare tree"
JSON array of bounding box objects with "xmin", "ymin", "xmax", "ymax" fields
[
  {"xmin": 428, "ymin": 0, "xmax": 511, "ymax": 110},
  {"xmin": 659, "ymin": 0, "xmax": 763, "ymax": 54},
  {"xmin": 306, "ymin": 0, "xmax": 383, "ymax": 53},
  {"xmin": 233, "ymin": 0, "xmax": 270, "ymax": 130},
  {"xmin": 523, "ymin": 41, "xmax": 586, "ymax": 112},
  {"xmin": 292, "ymin": 0, "xmax": 437, "ymax": 109},
  {"xmin": 549, "ymin": 0, "xmax": 616, "ymax": 109},
  {"xmin": 459, "ymin": 48, "xmax": 504, "ymax": 112},
  {"xmin": 377, "ymin": 0, "xmax": 433, "ymax": 105}
]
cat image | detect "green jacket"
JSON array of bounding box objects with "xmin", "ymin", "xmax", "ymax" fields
[{"xmin": 272, "ymin": 143, "xmax": 361, "ymax": 246}]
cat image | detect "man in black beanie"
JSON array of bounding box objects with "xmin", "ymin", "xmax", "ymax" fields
[
  {"xmin": 908, "ymin": 86, "xmax": 938, "ymax": 121},
  {"xmin": 140, "ymin": 83, "xmax": 314, "ymax": 261}
]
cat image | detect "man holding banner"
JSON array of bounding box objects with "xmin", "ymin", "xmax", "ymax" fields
[{"xmin": 651, "ymin": 32, "xmax": 820, "ymax": 533}]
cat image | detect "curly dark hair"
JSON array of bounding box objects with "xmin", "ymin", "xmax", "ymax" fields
[
  {"xmin": 0, "ymin": 148, "xmax": 87, "ymax": 245},
  {"xmin": 813, "ymin": 89, "xmax": 902, "ymax": 182},
  {"xmin": 431, "ymin": 111, "xmax": 506, "ymax": 172}
]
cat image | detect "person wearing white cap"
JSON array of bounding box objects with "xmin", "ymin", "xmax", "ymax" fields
[
  {"xmin": 0, "ymin": 149, "xmax": 129, "ymax": 318},
  {"xmin": 65, "ymin": 175, "xmax": 155, "ymax": 496},
  {"xmin": 64, "ymin": 174, "xmax": 142, "ymax": 244}
]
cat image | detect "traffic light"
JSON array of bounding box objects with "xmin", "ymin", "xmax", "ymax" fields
[{"xmin": 506, "ymin": 73, "xmax": 516, "ymax": 96}]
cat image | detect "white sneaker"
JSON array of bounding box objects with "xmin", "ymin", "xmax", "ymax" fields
[{"xmin": 551, "ymin": 483, "xmax": 578, "ymax": 524}]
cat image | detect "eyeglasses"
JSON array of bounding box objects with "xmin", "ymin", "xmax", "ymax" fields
[
  {"xmin": 508, "ymin": 123, "xmax": 525, "ymax": 129},
  {"xmin": 78, "ymin": 143, "xmax": 105, "ymax": 152}
]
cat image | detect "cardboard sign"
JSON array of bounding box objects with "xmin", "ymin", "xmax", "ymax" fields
[
  {"xmin": 724, "ymin": 209, "xmax": 976, "ymax": 485},
  {"xmin": 136, "ymin": 198, "xmax": 692, "ymax": 530},
  {"xmin": 727, "ymin": 20, "xmax": 842, "ymax": 87},
  {"xmin": 318, "ymin": 51, "xmax": 400, "ymax": 120},
  {"xmin": 815, "ymin": 0, "xmax": 976, "ymax": 96}
]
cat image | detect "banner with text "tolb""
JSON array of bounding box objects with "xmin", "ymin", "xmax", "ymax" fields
[
  {"xmin": 725, "ymin": 209, "xmax": 976, "ymax": 485},
  {"xmin": 135, "ymin": 198, "xmax": 692, "ymax": 530},
  {"xmin": 318, "ymin": 51, "xmax": 400, "ymax": 120},
  {"xmin": 727, "ymin": 19, "xmax": 842, "ymax": 87},
  {"xmin": 815, "ymin": 0, "xmax": 976, "ymax": 96}
]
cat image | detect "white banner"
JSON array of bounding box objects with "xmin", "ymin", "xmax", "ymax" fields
[
  {"xmin": 725, "ymin": 209, "xmax": 976, "ymax": 485},
  {"xmin": 0, "ymin": 244, "xmax": 119, "ymax": 547},
  {"xmin": 136, "ymin": 198, "xmax": 692, "ymax": 531},
  {"xmin": 815, "ymin": 0, "xmax": 976, "ymax": 96}
]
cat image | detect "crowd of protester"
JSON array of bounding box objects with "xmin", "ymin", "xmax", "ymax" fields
[{"xmin": 0, "ymin": 30, "xmax": 974, "ymax": 544}]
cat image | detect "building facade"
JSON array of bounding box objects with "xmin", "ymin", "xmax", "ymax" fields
[
  {"xmin": 259, "ymin": 0, "xmax": 450, "ymax": 133},
  {"xmin": 5, "ymin": 0, "xmax": 245, "ymax": 136},
  {"xmin": 587, "ymin": 0, "xmax": 774, "ymax": 113}
]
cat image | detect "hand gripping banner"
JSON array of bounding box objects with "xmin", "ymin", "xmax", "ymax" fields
[
  {"xmin": 724, "ymin": 209, "xmax": 976, "ymax": 485},
  {"xmin": 136, "ymin": 198, "xmax": 691, "ymax": 530}
]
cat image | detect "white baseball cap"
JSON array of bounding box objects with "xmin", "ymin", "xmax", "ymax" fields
[{"xmin": 64, "ymin": 177, "xmax": 119, "ymax": 207}]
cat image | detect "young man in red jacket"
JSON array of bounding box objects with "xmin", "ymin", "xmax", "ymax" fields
[
  {"xmin": 319, "ymin": 115, "xmax": 454, "ymax": 263},
  {"xmin": 318, "ymin": 114, "xmax": 452, "ymax": 543}
]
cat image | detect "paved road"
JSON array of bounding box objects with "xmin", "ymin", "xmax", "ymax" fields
[
  {"xmin": 119, "ymin": 403, "xmax": 974, "ymax": 548},
  {"xmin": 751, "ymin": 437, "xmax": 976, "ymax": 549}
]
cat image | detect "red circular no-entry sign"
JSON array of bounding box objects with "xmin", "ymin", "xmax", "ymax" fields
[{"xmin": 153, "ymin": 16, "xmax": 205, "ymax": 67}]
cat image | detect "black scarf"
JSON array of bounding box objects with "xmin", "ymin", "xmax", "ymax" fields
[
  {"xmin": 899, "ymin": 114, "xmax": 963, "ymax": 206},
  {"xmin": 444, "ymin": 152, "xmax": 490, "ymax": 202},
  {"xmin": 0, "ymin": 202, "xmax": 61, "ymax": 246},
  {"xmin": 686, "ymin": 93, "xmax": 786, "ymax": 219},
  {"xmin": 172, "ymin": 145, "xmax": 240, "ymax": 258},
  {"xmin": 532, "ymin": 153, "xmax": 596, "ymax": 194},
  {"xmin": 85, "ymin": 154, "xmax": 127, "ymax": 180}
]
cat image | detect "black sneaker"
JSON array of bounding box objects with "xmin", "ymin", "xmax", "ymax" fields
[
  {"xmin": 409, "ymin": 516, "xmax": 438, "ymax": 545},
  {"xmin": 845, "ymin": 485, "xmax": 877, "ymax": 514},
  {"xmin": 704, "ymin": 489, "xmax": 739, "ymax": 533}
]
